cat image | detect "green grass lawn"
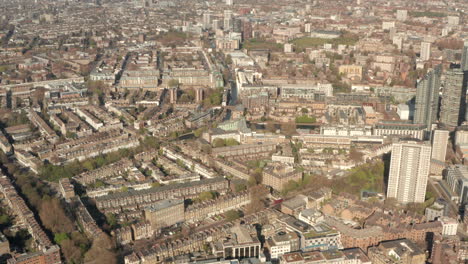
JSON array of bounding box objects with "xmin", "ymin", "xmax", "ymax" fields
[
  {"xmin": 242, "ymin": 38, "xmax": 283, "ymax": 52},
  {"xmin": 409, "ymin": 11, "xmax": 447, "ymax": 18},
  {"xmin": 290, "ymin": 35, "xmax": 359, "ymax": 52}
]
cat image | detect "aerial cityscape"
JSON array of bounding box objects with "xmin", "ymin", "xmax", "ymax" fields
[{"xmin": 0, "ymin": 0, "xmax": 467, "ymax": 263}]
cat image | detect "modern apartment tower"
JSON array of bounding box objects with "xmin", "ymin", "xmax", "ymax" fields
[
  {"xmin": 462, "ymin": 41, "xmax": 468, "ymax": 122},
  {"xmin": 446, "ymin": 165, "xmax": 468, "ymax": 205},
  {"xmin": 396, "ymin": 10, "xmax": 408, "ymax": 21},
  {"xmin": 462, "ymin": 41, "xmax": 468, "ymax": 72},
  {"xmin": 387, "ymin": 141, "xmax": 432, "ymax": 204},
  {"xmin": 414, "ymin": 65, "xmax": 442, "ymax": 130},
  {"xmin": 440, "ymin": 69, "xmax": 466, "ymax": 127},
  {"xmin": 203, "ymin": 13, "xmax": 212, "ymax": 29},
  {"xmin": 431, "ymin": 129, "xmax": 449, "ymax": 162},
  {"xmin": 421, "ymin": 42, "xmax": 431, "ymax": 61},
  {"xmin": 224, "ymin": 10, "xmax": 233, "ymax": 30}
]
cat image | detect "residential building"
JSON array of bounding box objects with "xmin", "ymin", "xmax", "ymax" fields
[
  {"xmin": 431, "ymin": 130, "xmax": 449, "ymax": 162},
  {"xmin": 414, "ymin": 65, "xmax": 442, "ymax": 130},
  {"xmin": 387, "ymin": 141, "xmax": 432, "ymax": 204},
  {"xmin": 368, "ymin": 239, "xmax": 425, "ymax": 264},
  {"xmin": 0, "ymin": 232, "xmax": 9, "ymax": 256},
  {"xmin": 462, "ymin": 41, "xmax": 468, "ymax": 72},
  {"xmin": 302, "ymin": 223, "xmax": 343, "ymax": 252},
  {"xmin": 263, "ymin": 164, "xmax": 302, "ymax": 191},
  {"xmin": 145, "ymin": 199, "xmax": 185, "ymax": 229},
  {"xmin": 440, "ymin": 69, "xmax": 466, "ymax": 127},
  {"xmin": 213, "ymin": 225, "xmax": 261, "ymax": 259},
  {"xmin": 374, "ymin": 121, "xmax": 426, "ymax": 140},
  {"xmin": 396, "ymin": 10, "xmax": 408, "ymax": 21},
  {"xmin": 439, "ymin": 217, "xmax": 458, "ymax": 236},
  {"xmin": 445, "ymin": 165, "xmax": 468, "ymax": 205},
  {"xmin": 6, "ymin": 246, "xmax": 61, "ymax": 264},
  {"xmin": 59, "ymin": 178, "xmax": 75, "ymax": 199},
  {"xmin": 266, "ymin": 231, "xmax": 300, "ymax": 259},
  {"xmin": 420, "ymin": 42, "xmax": 431, "ymax": 61},
  {"xmin": 425, "ymin": 198, "xmax": 448, "ymax": 221}
]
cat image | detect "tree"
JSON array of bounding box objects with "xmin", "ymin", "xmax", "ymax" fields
[
  {"xmin": 349, "ymin": 147, "xmax": 364, "ymax": 162},
  {"xmin": 168, "ymin": 79, "xmax": 179, "ymax": 88},
  {"xmin": 194, "ymin": 127, "xmax": 206, "ymax": 137},
  {"xmin": 39, "ymin": 198, "xmax": 74, "ymax": 234},
  {"xmin": 0, "ymin": 214, "xmax": 10, "ymax": 226},
  {"xmin": 234, "ymin": 183, "xmax": 247, "ymax": 192},
  {"xmin": 225, "ymin": 210, "xmax": 242, "ymax": 221},
  {"xmin": 61, "ymin": 238, "xmax": 83, "ymax": 263},
  {"xmin": 54, "ymin": 233, "xmax": 69, "ymax": 244},
  {"xmin": 142, "ymin": 136, "xmax": 160, "ymax": 149},
  {"xmin": 281, "ymin": 123, "xmax": 296, "ymax": 136},
  {"xmin": 84, "ymin": 234, "xmax": 117, "ymax": 264},
  {"xmin": 245, "ymin": 185, "xmax": 268, "ymax": 214},
  {"xmin": 225, "ymin": 55, "xmax": 233, "ymax": 65},
  {"xmin": 225, "ymin": 138, "xmax": 240, "ymax": 146},
  {"xmin": 212, "ymin": 138, "xmax": 225, "ymax": 148},
  {"xmin": 106, "ymin": 213, "xmax": 118, "ymax": 230},
  {"xmin": 295, "ymin": 115, "xmax": 316, "ymax": 123},
  {"xmin": 282, "ymin": 180, "xmax": 301, "ymax": 194},
  {"xmin": 265, "ymin": 122, "xmax": 276, "ymax": 133},
  {"xmin": 198, "ymin": 191, "xmax": 216, "ymax": 201},
  {"xmin": 201, "ymin": 144, "xmax": 212, "ymax": 154}
]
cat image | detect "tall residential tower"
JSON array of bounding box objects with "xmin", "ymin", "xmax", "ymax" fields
[
  {"xmin": 414, "ymin": 65, "xmax": 442, "ymax": 130},
  {"xmin": 431, "ymin": 129, "xmax": 449, "ymax": 163},
  {"xmin": 440, "ymin": 69, "xmax": 466, "ymax": 127},
  {"xmin": 387, "ymin": 141, "xmax": 432, "ymax": 204}
]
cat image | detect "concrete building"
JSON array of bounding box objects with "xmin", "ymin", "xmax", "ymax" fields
[
  {"xmin": 382, "ymin": 21, "xmax": 395, "ymax": 30},
  {"xmin": 263, "ymin": 164, "xmax": 302, "ymax": 191},
  {"xmin": 96, "ymin": 178, "xmax": 228, "ymax": 213},
  {"xmin": 431, "ymin": 130, "xmax": 449, "ymax": 163},
  {"xmin": 445, "ymin": 165, "xmax": 468, "ymax": 205},
  {"xmin": 414, "ymin": 65, "xmax": 442, "ymax": 130},
  {"xmin": 425, "ymin": 198, "xmax": 448, "ymax": 221},
  {"xmin": 397, "ymin": 104, "xmax": 410, "ymax": 120},
  {"xmin": 374, "ymin": 122, "xmax": 425, "ymax": 140},
  {"xmin": 145, "ymin": 199, "xmax": 185, "ymax": 229},
  {"xmin": 338, "ymin": 65, "xmax": 363, "ymax": 80},
  {"xmin": 396, "ymin": 10, "xmax": 408, "ymax": 21},
  {"xmin": 440, "ymin": 69, "xmax": 466, "ymax": 127},
  {"xmin": 447, "ymin": 16, "xmax": 460, "ymax": 25},
  {"xmin": 213, "ymin": 225, "xmax": 261, "ymax": 259},
  {"xmin": 368, "ymin": 239, "xmax": 425, "ymax": 264},
  {"xmin": 203, "ymin": 13, "xmax": 212, "ymax": 29},
  {"xmin": 224, "ymin": 10, "xmax": 233, "ymax": 30},
  {"xmin": 266, "ymin": 231, "xmax": 300, "ymax": 259},
  {"xmin": 456, "ymin": 128, "xmax": 468, "ymax": 146},
  {"xmin": 0, "ymin": 232, "xmax": 9, "ymax": 256},
  {"xmin": 302, "ymin": 223, "xmax": 343, "ymax": 252},
  {"xmin": 439, "ymin": 217, "xmax": 458, "ymax": 236},
  {"xmin": 462, "ymin": 41, "xmax": 468, "ymax": 72},
  {"xmin": 59, "ymin": 178, "xmax": 75, "ymax": 199},
  {"xmin": 387, "ymin": 141, "xmax": 432, "ymax": 204},
  {"xmin": 284, "ymin": 43, "xmax": 294, "ymax": 53},
  {"xmin": 430, "ymin": 235, "xmax": 461, "ymax": 264},
  {"xmin": 420, "ymin": 42, "xmax": 431, "ymax": 61}
]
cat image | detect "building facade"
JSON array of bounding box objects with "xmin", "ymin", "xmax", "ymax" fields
[
  {"xmin": 387, "ymin": 142, "xmax": 432, "ymax": 204},
  {"xmin": 440, "ymin": 69, "xmax": 466, "ymax": 127},
  {"xmin": 431, "ymin": 130, "xmax": 449, "ymax": 163},
  {"xmin": 414, "ymin": 65, "xmax": 442, "ymax": 130}
]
